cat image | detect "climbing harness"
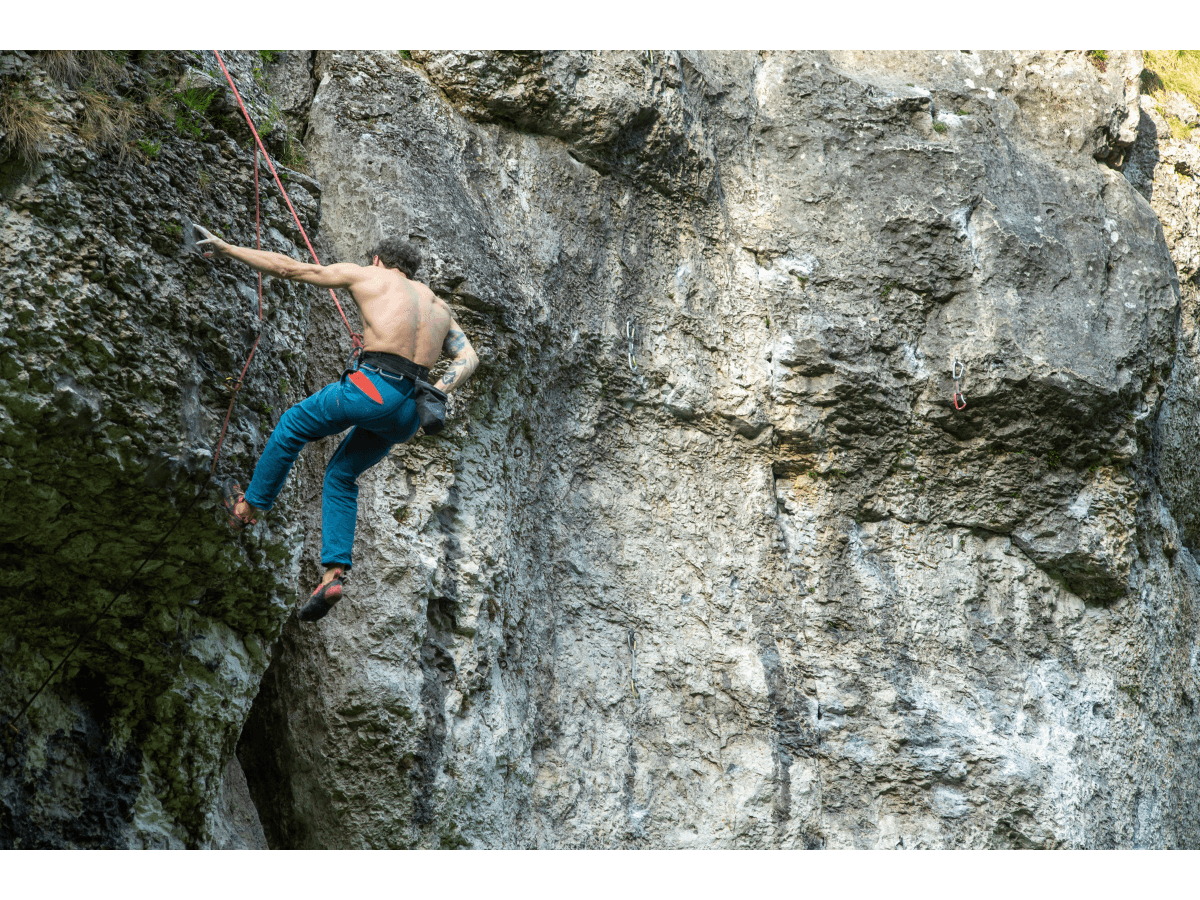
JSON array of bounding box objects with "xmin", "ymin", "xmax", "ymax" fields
[
  {"xmin": 628, "ymin": 630, "xmax": 640, "ymax": 706},
  {"xmin": 953, "ymin": 358, "xmax": 967, "ymax": 410},
  {"xmin": 7, "ymin": 52, "xmax": 343, "ymax": 733}
]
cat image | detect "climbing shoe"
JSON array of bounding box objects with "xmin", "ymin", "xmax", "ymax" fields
[
  {"xmin": 299, "ymin": 569, "xmax": 345, "ymax": 622},
  {"xmin": 221, "ymin": 478, "xmax": 258, "ymax": 532}
]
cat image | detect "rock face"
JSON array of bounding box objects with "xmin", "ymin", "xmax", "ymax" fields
[
  {"xmin": 233, "ymin": 51, "xmax": 1200, "ymax": 848},
  {"xmin": 1, "ymin": 50, "xmax": 313, "ymax": 848},
  {"xmin": 5, "ymin": 49, "xmax": 1200, "ymax": 850}
]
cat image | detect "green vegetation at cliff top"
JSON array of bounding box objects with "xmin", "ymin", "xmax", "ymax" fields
[{"xmin": 1142, "ymin": 50, "xmax": 1200, "ymax": 140}]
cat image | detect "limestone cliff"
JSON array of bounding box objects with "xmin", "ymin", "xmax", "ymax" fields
[
  {"xmin": 4, "ymin": 49, "xmax": 1200, "ymax": 849},
  {"xmin": 236, "ymin": 50, "xmax": 1200, "ymax": 848}
]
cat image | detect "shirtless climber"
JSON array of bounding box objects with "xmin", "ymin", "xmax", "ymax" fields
[{"xmin": 193, "ymin": 226, "xmax": 479, "ymax": 621}]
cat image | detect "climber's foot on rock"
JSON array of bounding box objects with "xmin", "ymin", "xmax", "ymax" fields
[
  {"xmin": 221, "ymin": 478, "xmax": 260, "ymax": 532},
  {"xmin": 299, "ymin": 567, "xmax": 346, "ymax": 622}
]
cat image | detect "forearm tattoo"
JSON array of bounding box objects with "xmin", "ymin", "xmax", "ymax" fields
[
  {"xmin": 435, "ymin": 323, "xmax": 477, "ymax": 394},
  {"xmin": 440, "ymin": 359, "xmax": 468, "ymax": 388}
]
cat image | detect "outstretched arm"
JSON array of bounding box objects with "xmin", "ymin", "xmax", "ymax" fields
[
  {"xmin": 194, "ymin": 224, "xmax": 365, "ymax": 288},
  {"xmin": 433, "ymin": 318, "xmax": 479, "ymax": 394}
]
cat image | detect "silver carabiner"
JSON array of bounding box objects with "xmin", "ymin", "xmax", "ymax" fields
[{"xmin": 953, "ymin": 358, "xmax": 964, "ymax": 380}]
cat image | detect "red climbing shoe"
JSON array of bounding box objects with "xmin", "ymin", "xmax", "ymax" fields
[
  {"xmin": 221, "ymin": 478, "xmax": 258, "ymax": 532},
  {"xmin": 298, "ymin": 569, "xmax": 345, "ymax": 622}
]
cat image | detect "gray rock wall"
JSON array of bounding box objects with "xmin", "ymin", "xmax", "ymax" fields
[
  {"xmin": 235, "ymin": 51, "xmax": 1200, "ymax": 847},
  {"xmin": 4, "ymin": 48, "xmax": 1200, "ymax": 850},
  {"xmin": 0, "ymin": 50, "xmax": 316, "ymax": 848}
]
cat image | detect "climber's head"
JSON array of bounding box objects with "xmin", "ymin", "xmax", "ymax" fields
[{"xmin": 368, "ymin": 238, "xmax": 421, "ymax": 278}]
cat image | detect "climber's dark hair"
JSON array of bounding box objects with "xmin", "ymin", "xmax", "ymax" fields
[{"xmin": 368, "ymin": 238, "xmax": 421, "ymax": 277}]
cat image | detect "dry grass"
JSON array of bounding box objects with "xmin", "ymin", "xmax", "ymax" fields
[
  {"xmin": 1, "ymin": 52, "xmax": 136, "ymax": 165},
  {"xmin": 35, "ymin": 51, "xmax": 126, "ymax": 90},
  {"xmin": 1143, "ymin": 50, "xmax": 1200, "ymax": 107},
  {"xmin": 0, "ymin": 83, "xmax": 60, "ymax": 165},
  {"xmin": 41, "ymin": 51, "xmax": 139, "ymax": 153},
  {"xmin": 78, "ymin": 89, "xmax": 139, "ymax": 157},
  {"xmin": 5, "ymin": 52, "xmax": 146, "ymax": 162},
  {"xmin": 1167, "ymin": 116, "xmax": 1194, "ymax": 141},
  {"xmin": 1142, "ymin": 50, "xmax": 1200, "ymax": 142}
]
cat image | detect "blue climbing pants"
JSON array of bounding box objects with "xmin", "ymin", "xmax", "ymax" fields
[{"xmin": 244, "ymin": 364, "xmax": 420, "ymax": 568}]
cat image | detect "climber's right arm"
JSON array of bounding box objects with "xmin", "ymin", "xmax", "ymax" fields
[
  {"xmin": 194, "ymin": 224, "xmax": 365, "ymax": 288},
  {"xmin": 275, "ymin": 261, "xmax": 365, "ymax": 288}
]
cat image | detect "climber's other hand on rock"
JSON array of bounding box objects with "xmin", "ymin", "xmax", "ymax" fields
[{"xmin": 194, "ymin": 224, "xmax": 228, "ymax": 258}]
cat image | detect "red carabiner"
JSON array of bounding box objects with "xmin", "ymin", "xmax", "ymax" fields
[{"xmin": 953, "ymin": 392, "xmax": 967, "ymax": 410}]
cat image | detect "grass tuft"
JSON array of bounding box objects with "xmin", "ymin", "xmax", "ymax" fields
[
  {"xmin": 35, "ymin": 50, "xmax": 125, "ymax": 90},
  {"xmin": 0, "ymin": 83, "xmax": 60, "ymax": 164},
  {"xmin": 78, "ymin": 88, "xmax": 139, "ymax": 156},
  {"xmin": 3, "ymin": 52, "xmax": 143, "ymax": 164},
  {"xmin": 1167, "ymin": 116, "xmax": 1194, "ymax": 141},
  {"xmin": 1142, "ymin": 50, "xmax": 1200, "ymax": 112},
  {"xmin": 1142, "ymin": 51, "xmax": 1200, "ymax": 144},
  {"xmin": 173, "ymin": 86, "xmax": 217, "ymax": 139}
]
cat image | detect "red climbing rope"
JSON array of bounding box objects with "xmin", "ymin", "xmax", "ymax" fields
[
  {"xmin": 208, "ymin": 145, "xmax": 265, "ymax": 475},
  {"xmin": 211, "ymin": 50, "xmax": 362, "ymax": 346},
  {"xmin": 206, "ymin": 50, "xmax": 365, "ymax": 474}
]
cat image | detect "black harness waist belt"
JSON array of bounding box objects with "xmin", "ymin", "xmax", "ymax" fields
[{"xmin": 359, "ymin": 351, "xmax": 430, "ymax": 384}]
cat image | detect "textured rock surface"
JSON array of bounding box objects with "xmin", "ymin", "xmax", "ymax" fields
[
  {"xmin": 5, "ymin": 49, "xmax": 1200, "ymax": 850},
  {"xmin": 0, "ymin": 50, "xmax": 314, "ymax": 847},
  {"xmin": 233, "ymin": 51, "xmax": 1200, "ymax": 848}
]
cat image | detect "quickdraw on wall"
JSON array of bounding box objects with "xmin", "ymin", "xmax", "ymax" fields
[{"xmin": 953, "ymin": 358, "xmax": 967, "ymax": 410}]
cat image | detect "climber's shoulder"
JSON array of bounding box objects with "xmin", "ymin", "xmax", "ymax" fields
[{"xmin": 414, "ymin": 284, "xmax": 450, "ymax": 315}]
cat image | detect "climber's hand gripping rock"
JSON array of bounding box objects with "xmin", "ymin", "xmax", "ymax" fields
[{"xmin": 193, "ymin": 223, "xmax": 229, "ymax": 258}]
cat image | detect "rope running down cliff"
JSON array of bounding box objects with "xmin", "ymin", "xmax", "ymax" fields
[
  {"xmin": 211, "ymin": 51, "xmax": 362, "ymax": 350},
  {"xmin": 6, "ymin": 53, "xmax": 329, "ymax": 734}
]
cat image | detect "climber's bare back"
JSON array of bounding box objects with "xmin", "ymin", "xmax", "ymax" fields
[
  {"xmin": 194, "ymin": 227, "xmax": 479, "ymax": 393},
  {"xmin": 197, "ymin": 229, "xmax": 452, "ymax": 366},
  {"xmin": 345, "ymin": 265, "xmax": 452, "ymax": 367}
]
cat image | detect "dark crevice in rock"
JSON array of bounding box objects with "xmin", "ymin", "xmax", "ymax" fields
[{"xmin": 1, "ymin": 679, "xmax": 142, "ymax": 849}]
